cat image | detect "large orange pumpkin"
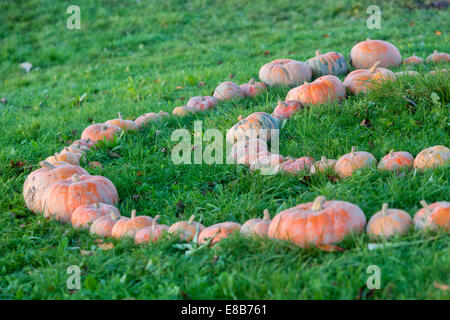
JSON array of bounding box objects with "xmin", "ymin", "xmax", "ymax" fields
[
  {"xmin": 23, "ymin": 161, "xmax": 88, "ymax": 214},
  {"xmin": 197, "ymin": 222, "xmax": 241, "ymax": 246},
  {"xmin": 213, "ymin": 81, "xmax": 244, "ymax": 101},
  {"xmin": 111, "ymin": 210, "xmax": 153, "ymax": 239},
  {"xmin": 350, "ymin": 39, "xmax": 401, "ymax": 69},
  {"xmin": 240, "ymin": 79, "xmax": 266, "ymax": 97},
  {"xmin": 268, "ymin": 196, "xmax": 366, "ymax": 248},
  {"xmin": 135, "ymin": 215, "xmax": 169, "ymax": 244},
  {"xmin": 105, "ymin": 113, "xmax": 138, "ymax": 131},
  {"xmin": 378, "ymin": 150, "xmax": 414, "ymax": 171},
  {"xmin": 305, "ymin": 50, "xmax": 348, "ymax": 78},
  {"xmin": 241, "ymin": 209, "xmax": 271, "ymax": 238},
  {"xmin": 42, "ymin": 174, "xmax": 119, "ymax": 223},
  {"xmin": 271, "ymin": 100, "xmax": 303, "ymax": 120},
  {"xmin": 426, "ymin": 51, "xmax": 450, "ymax": 63},
  {"xmin": 414, "ymin": 200, "xmax": 449, "ymax": 232},
  {"xmin": 259, "ymin": 59, "xmax": 312, "ymax": 87},
  {"xmin": 402, "ymin": 54, "xmax": 423, "ymax": 65},
  {"xmin": 343, "ymin": 61, "xmax": 396, "ymax": 95},
  {"xmin": 310, "ymin": 156, "xmax": 337, "ymax": 174},
  {"xmin": 135, "ymin": 111, "xmax": 169, "ymax": 128},
  {"xmin": 413, "ymin": 145, "xmax": 450, "ymax": 170},
  {"xmin": 186, "ymin": 96, "xmax": 218, "ymax": 111},
  {"xmin": 168, "ymin": 215, "xmax": 205, "ymax": 242},
  {"xmin": 71, "ymin": 202, "xmax": 120, "ymax": 229},
  {"xmin": 335, "ymin": 146, "xmax": 377, "ymax": 179},
  {"xmin": 286, "ymin": 75, "xmax": 346, "ymax": 105},
  {"xmin": 366, "ymin": 203, "xmax": 412, "ymax": 239},
  {"xmin": 90, "ymin": 211, "xmax": 122, "ymax": 237},
  {"xmin": 81, "ymin": 123, "xmax": 121, "ymax": 143}
]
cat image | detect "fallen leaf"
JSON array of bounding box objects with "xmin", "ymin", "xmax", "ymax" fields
[
  {"xmin": 98, "ymin": 243, "xmax": 114, "ymax": 250},
  {"xmin": 434, "ymin": 282, "xmax": 448, "ymax": 291},
  {"xmin": 175, "ymin": 200, "xmax": 185, "ymax": 216},
  {"xmin": 176, "ymin": 85, "xmax": 184, "ymax": 90},
  {"xmin": 323, "ymin": 33, "xmax": 330, "ymax": 38},
  {"xmin": 263, "ymin": 50, "xmax": 270, "ymax": 55},
  {"xmin": 136, "ymin": 171, "xmax": 142, "ymax": 176},
  {"xmin": 434, "ymin": 30, "xmax": 442, "ymax": 36},
  {"xmin": 106, "ymin": 150, "xmax": 121, "ymax": 158},
  {"xmin": 217, "ymin": 60, "xmax": 223, "ymax": 65},
  {"xmin": 10, "ymin": 160, "xmax": 28, "ymax": 169},
  {"xmin": 80, "ymin": 250, "xmax": 95, "ymax": 256},
  {"xmin": 318, "ymin": 244, "xmax": 345, "ymax": 252},
  {"xmin": 0, "ymin": 98, "xmax": 7, "ymax": 104},
  {"xmin": 132, "ymin": 194, "xmax": 140, "ymax": 201},
  {"xmin": 360, "ymin": 118, "xmax": 371, "ymax": 128},
  {"xmin": 19, "ymin": 62, "xmax": 33, "ymax": 73},
  {"xmin": 88, "ymin": 161, "xmax": 103, "ymax": 169},
  {"xmin": 94, "ymin": 239, "xmax": 104, "ymax": 244},
  {"xmin": 198, "ymin": 81, "xmax": 206, "ymax": 87},
  {"xmin": 410, "ymin": 22, "xmax": 415, "ymax": 26},
  {"xmin": 229, "ymin": 73, "xmax": 235, "ymax": 79}
]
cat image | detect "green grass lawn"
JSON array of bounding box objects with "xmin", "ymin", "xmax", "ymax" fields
[{"xmin": 0, "ymin": 0, "xmax": 449, "ymax": 299}]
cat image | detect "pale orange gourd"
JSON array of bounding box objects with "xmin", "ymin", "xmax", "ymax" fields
[
  {"xmin": 259, "ymin": 59, "xmax": 312, "ymax": 87},
  {"xmin": 426, "ymin": 50, "xmax": 450, "ymax": 63},
  {"xmin": 241, "ymin": 209, "xmax": 271, "ymax": 237},
  {"xmin": 213, "ymin": 81, "xmax": 244, "ymax": 101},
  {"xmin": 230, "ymin": 138, "xmax": 268, "ymax": 164},
  {"xmin": 197, "ymin": 222, "xmax": 241, "ymax": 246},
  {"xmin": 81, "ymin": 123, "xmax": 121, "ymax": 143},
  {"xmin": 240, "ymin": 79, "xmax": 266, "ymax": 97},
  {"xmin": 350, "ymin": 39, "xmax": 401, "ymax": 69},
  {"xmin": 111, "ymin": 210, "xmax": 153, "ymax": 239},
  {"xmin": 172, "ymin": 105, "xmax": 194, "ymax": 116},
  {"xmin": 135, "ymin": 111, "xmax": 169, "ymax": 128},
  {"xmin": 279, "ymin": 156, "xmax": 315, "ymax": 174},
  {"xmin": 414, "ymin": 200, "xmax": 449, "ymax": 232},
  {"xmin": 168, "ymin": 215, "xmax": 205, "ymax": 242},
  {"xmin": 310, "ymin": 156, "xmax": 337, "ymax": 174},
  {"xmin": 135, "ymin": 215, "xmax": 169, "ymax": 244},
  {"xmin": 71, "ymin": 202, "xmax": 120, "ymax": 229},
  {"xmin": 378, "ymin": 150, "xmax": 414, "ymax": 171},
  {"xmin": 335, "ymin": 146, "xmax": 377, "ymax": 179},
  {"xmin": 90, "ymin": 211, "xmax": 122, "ymax": 237},
  {"xmin": 413, "ymin": 145, "xmax": 450, "ymax": 170},
  {"xmin": 186, "ymin": 96, "xmax": 218, "ymax": 112},
  {"xmin": 70, "ymin": 138, "xmax": 95, "ymax": 149},
  {"xmin": 105, "ymin": 112, "xmax": 138, "ymax": 131},
  {"xmin": 343, "ymin": 61, "xmax": 396, "ymax": 95},
  {"xmin": 402, "ymin": 54, "xmax": 423, "ymax": 65},
  {"xmin": 286, "ymin": 75, "xmax": 346, "ymax": 106},
  {"xmin": 366, "ymin": 203, "xmax": 412, "ymax": 239},
  {"xmin": 46, "ymin": 148, "xmax": 82, "ymax": 166},
  {"xmin": 271, "ymin": 100, "xmax": 303, "ymax": 120},
  {"xmin": 249, "ymin": 153, "xmax": 286, "ymax": 172}
]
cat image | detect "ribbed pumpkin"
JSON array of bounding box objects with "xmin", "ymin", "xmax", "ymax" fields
[
  {"xmin": 241, "ymin": 209, "xmax": 271, "ymax": 237},
  {"xmin": 426, "ymin": 51, "xmax": 450, "ymax": 63},
  {"xmin": 413, "ymin": 145, "xmax": 450, "ymax": 170},
  {"xmin": 350, "ymin": 39, "xmax": 401, "ymax": 69},
  {"xmin": 81, "ymin": 123, "xmax": 121, "ymax": 143},
  {"xmin": 42, "ymin": 174, "xmax": 119, "ymax": 223},
  {"xmin": 172, "ymin": 105, "xmax": 194, "ymax": 116},
  {"xmin": 268, "ymin": 196, "xmax": 366, "ymax": 248},
  {"xmin": 378, "ymin": 150, "xmax": 414, "ymax": 171},
  {"xmin": 70, "ymin": 139, "xmax": 95, "ymax": 149},
  {"xmin": 90, "ymin": 211, "xmax": 121, "ymax": 237},
  {"xmin": 402, "ymin": 54, "xmax": 423, "ymax": 65},
  {"xmin": 229, "ymin": 138, "xmax": 268, "ymax": 163},
  {"xmin": 335, "ymin": 146, "xmax": 377, "ymax": 179},
  {"xmin": 71, "ymin": 203, "xmax": 120, "ymax": 229},
  {"xmin": 168, "ymin": 215, "xmax": 205, "ymax": 242},
  {"xmin": 45, "ymin": 149, "xmax": 82, "ymax": 166},
  {"xmin": 259, "ymin": 59, "xmax": 312, "ymax": 87},
  {"xmin": 343, "ymin": 61, "xmax": 396, "ymax": 95},
  {"xmin": 305, "ymin": 50, "xmax": 348, "ymax": 78},
  {"xmin": 226, "ymin": 112, "xmax": 281, "ymax": 143},
  {"xmin": 286, "ymin": 75, "xmax": 346, "ymax": 105},
  {"xmin": 65, "ymin": 144, "xmax": 90, "ymax": 155},
  {"xmin": 198, "ymin": 222, "xmax": 241, "ymax": 246},
  {"xmin": 135, "ymin": 111, "xmax": 169, "ymax": 128},
  {"xmin": 366, "ymin": 203, "xmax": 412, "ymax": 239},
  {"xmin": 310, "ymin": 156, "xmax": 337, "ymax": 174},
  {"xmin": 111, "ymin": 210, "xmax": 154, "ymax": 239},
  {"xmin": 23, "ymin": 161, "xmax": 88, "ymax": 213},
  {"xmin": 105, "ymin": 113, "xmax": 138, "ymax": 131},
  {"xmin": 213, "ymin": 81, "xmax": 244, "ymax": 101},
  {"xmin": 279, "ymin": 156, "xmax": 315, "ymax": 174},
  {"xmin": 186, "ymin": 96, "xmax": 218, "ymax": 112},
  {"xmin": 271, "ymin": 100, "xmax": 303, "ymax": 120},
  {"xmin": 414, "ymin": 200, "xmax": 449, "ymax": 232},
  {"xmin": 135, "ymin": 215, "xmax": 169, "ymax": 244},
  {"xmin": 240, "ymin": 79, "xmax": 266, "ymax": 97}
]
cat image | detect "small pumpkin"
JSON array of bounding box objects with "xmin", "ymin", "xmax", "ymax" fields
[
  {"xmin": 135, "ymin": 111, "xmax": 169, "ymax": 128},
  {"xmin": 111, "ymin": 210, "xmax": 153, "ymax": 239},
  {"xmin": 135, "ymin": 215, "xmax": 169, "ymax": 244},
  {"xmin": 172, "ymin": 105, "xmax": 194, "ymax": 116},
  {"xmin": 378, "ymin": 150, "xmax": 414, "ymax": 171},
  {"xmin": 429, "ymin": 69, "xmax": 447, "ymax": 75},
  {"xmin": 81, "ymin": 123, "xmax": 121, "ymax": 144},
  {"xmin": 426, "ymin": 50, "xmax": 450, "ymax": 63},
  {"xmin": 286, "ymin": 75, "xmax": 346, "ymax": 105},
  {"xmin": 105, "ymin": 113, "xmax": 138, "ymax": 131},
  {"xmin": 186, "ymin": 96, "xmax": 218, "ymax": 112},
  {"xmin": 23, "ymin": 161, "xmax": 89, "ymax": 213},
  {"xmin": 65, "ymin": 144, "xmax": 90, "ymax": 154},
  {"xmin": 335, "ymin": 146, "xmax": 377, "ymax": 179},
  {"xmin": 197, "ymin": 222, "xmax": 241, "ymax": 246},
  {"xmin": 213, "ymin": 81, "xmax": 244, "ymax": 101},
  {"xmin": 70, "ymin": 139, "xmax": 95, "ymax": 149},
  {"xmin": 350, "ymin": 38, "xmax": 402, "ymax": 69},
  {"xmin": 71, "ymin": 202, "xmax": 120, "ymax": 229},
  {"xmin": 343, "ymin": 61, "xmax": 396, "ymax": 95},
  {"xmin": 279, "ymin": 156, "xmax": 315, "ymax": 174},
  {"xmin": 366, "ymin": 203, "xmax": 413, "ymax": 239},
  {"xmin": 259, "ymin": 59, "xmax": 312, "ymax": 87},
  {"xmin": 414, "ymin": 200, "xmax": 449, "ymax": 232},
  {"xmin": 268, "ymin": 196, "xmax": 366, "ymax": 248},
  {"xmin": 413, "ymin": 145, "xmax": 450, "ymax": 170},
  {"xmin": 310, "ymin": 156, "xmax": 337, "ymax": 174},
  {"xmin": 90, "ymin": 211, "xmax": 122, "ymax": 237},
  {"xmin": 168, "ymin": 215, "xmax": 205, "ymax": 242},
  {"xmin": 305, "ymin": 50, "xmax": 348, "ymax": 78},
  {"xmin": 249, "ymin": 153, "xmax": 286, "ymax": 172},
  {"xmin": 42, "ymin": 174, "xmax": 119, "ymax": 223},
  {"xmin": 271, "ymin": 100, "xmax": 303, "ymax": 120},
  {"xmin": 240, "ymin": 79, "xmax": 266, "ymax": 97},
  {"xmin": 229, "ymin": 138, "xmax": 268, "ymax": 162},
  {"xmin": 45, "ymin": 149, "xmax": 82, "ymax": 166},
  {"xmin": 402, "ymin": 54, "xmax": 423, "ymax": 65},
  {"xmin": 241, "ymin": 209, "xmax": 271, "ymax": 237},
  {"xmin": 226, "ymin": 112, "xmax": 281, "ymax": 143}
]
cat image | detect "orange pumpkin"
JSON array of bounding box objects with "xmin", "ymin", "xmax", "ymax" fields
[
  {"xmin": 286, "ymin": 75, "xmax": 346, "ymax": 106},
  {"xmin": 414, "ymin": 200, "xmax": 449, "ymax": 232},
  {"xmin": 135, "ymin": 215, "xmax": 169, "ymax": 244},
  {"xmin": 413, "ymin": 145, "xmax": 450, "ymax": 170},
  {"xmin": 168, "ymin": 215, "xmax": 205, "ymax": 242},
  {"xmin": 197, "ymin": 222, "xmax": 241, "ymax": 246},
  {"xmin": 268, "ymin": 196, "xmax": 366, "ymax": 248},
  {"xmin": 226, "ymin": 112, "xmax": 281, "ymax": 143},
  {"xmin": 213, "ymin": 81, "xmax": 244, "ymax": 101},
  {"xmin": 426, "ymin": 50, "xmax": 450, "ymax": 63},
  {"xmin": 310, "ymin": 156, "xmax": 337, "ymax": 174},
  {"xmin": 111, "ymin": 210, "xmax": 153, "ymax": 239},
  {"xmin": 172, "ymin": 105, "xmax": 194, "ymax": 116},
  {"xmin": 90, "ymin": 211, "xmax": 122, "ymax": 237},
  {"xmin": 45, "ymin": 149, "xmax": 82, "ymax": 166},
  {"xmin": 271, "ymin": 100, "xmax": 303, "ymax": 120},
  {"xmin": 186, "ymin": 96, "xmax": 218, "ymax": 112},
  {"xmin": 70, "ymin": 139, "xmax": 95, "ymax": 149},
  {"xmin": 259, "ymin": 59, "xmax": 312, "ymax": 87},
  {"xmin": 65, "ymin": 144, "xmax": 90, "ymax": 155},
  {"xmin": 366, "ymin": 203, "xmax": 412, "ymax": 239},
  {"xmin": 335, "ymin": 146, "xmax": 377, "ymax": 179},
  {"xmin": 229, "ymin": 138, "xmax": 268, "ymax": 163},
  {"xmin": 402, "ymin": 54, "xmax": 423, "ymax": 65},
  {"xmin": 71, "ymin": 202, "xmax": 120, "ymax": 229},
  {"xmin": 279, "ymin": 156, "xmax": 315, "ymax": 174},
  {"xmin": 305, "ymin": 50, "xmax": 348, "ymax": 78},
  {"xmin": 42, "ymin": 174, "xmax": 119, "ymax": 223},
  {"xmin": 344, "ymin": 61, "xmax": 396, "ymax": 95},
  {"xmin": 105, "ymin": 113, "xmax": 138, "ymax": 131},
  {"xmin": 241, "ymin": 209, "xmax": 271, "ymax": 237},
  {"xmin": 240, "ymin": 79, "xmax": 266, "ymax": 97},
  {"xmin": 81, "ymin": 123, "xmax": 121, "ymax": 144},
  {"xmin": 23, "ymin": 161, "xmax": 88, "ymax": 213},
  {"xmin": 135, "ymin": 111, "xmax": 169, "ymax": 128},
  {"xmin": 350, "ymin": 39, "xmax": 401, "ymax": 69},
  {"xmin": 378, "ymin": 150, "xmax": 414, "ymax": 171}
]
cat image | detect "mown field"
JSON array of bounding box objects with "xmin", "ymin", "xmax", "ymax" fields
[{"xmin": 0, "ymin": 0, "xmax": 449, "ymax": 299}]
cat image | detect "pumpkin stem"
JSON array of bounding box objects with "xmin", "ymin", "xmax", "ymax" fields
[
  {"xmin": 71, "ymin": 174, "xmax": 80, "ymax": 182},
  {"xmin": 369, "ymin": 61, "xmax": 381, "ymax": 74},
  {"xmin": 321, "ymin": 156, "xmax": 327, "ymax": 162},
  {"xmin": 351, "ymin": 146, "xmax": 356, "ymax": 157},
  {"xmin": 152, "ymin": 215, "xmax": 160, "ymax": 230},
  {"xmin": 63, "ymin": 147, "xmax": 69, "ymax": 152},
  {"xmin": 40, "ymin": 161, "xmax": 56, "ymax": 169},
  {"xmin": 315, "ymin": 50, "xmax": 322, "ymax": 56},
  {"xmin": 249, "ymin": 78, "xmax": 256, "ymax": 85},
  {"xmin": 433, "ymin": 50, "xmax": 438, "ymax": 54},
  {"xmin": 118, "ymin": 112, "xmax": 123, "ymax": 119},
  {"xmin": 131, "ymin": 209, "xmax": 137, "ymax": 219},
  {"xmin": 366, "ymin": 38, "xmax": 371, "ymax": 41},
  {"xmin": 263, "ymin": 209, "xmax": 270, "ymax": 221},
  {"xmin": 111, "ymin": 211, "xmax": 119, "ymax": 220},
  {"xmin": 381, "ymin": 203, "xmax": 389, "ymax": 216},
  {"xmin": 188, "ymin": 215, "xmax": 196, "ymax": 224},
  {"xmin": 420, "ymin": 200, "xmax": 431, "ymax": 215},
  {"xmin": 237, "ymin": 115, "xmax": 244, "ymax": 121},
  {"xmin": 311, "ymin": 196, "xmax": 326, "ymax": 211}
]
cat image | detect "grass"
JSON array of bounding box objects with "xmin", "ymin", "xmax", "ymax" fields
[{"xmin": 0, "ymin": 0, "xmax": 449, "ymax": 299}]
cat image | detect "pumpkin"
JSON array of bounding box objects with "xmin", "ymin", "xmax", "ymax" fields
[
  {"xmin": 279, "ymin": 156, "xmax": 315, "ymax": 174},
  {"xmin": 350, "ymin": 38, "xmax": 402, "ymax": 69},
  {"xmin": 229, "ymin": 138, "xmax": 268, "ymax": 163},
  {"xmin": 402, "ymin": 54, "xmax": 423, "ymax": 65},
  {"xmin": 241, "ymin": 209, "xmax": 271, "ymax": 237},
  {"xmin": 197, "ymin": 222, "xmax": 241, "ymax": 246},
  {"xmin": 429, "ymin": 69, "xmax": 447, "ymax": 75},
  {"xmin": 81, "ymin": 123, "xmax": 121, "ymax": 143},
  {"xmin": 90, "ymin": 211, "xmax": 122, "ymax": 237},
  {"xmin": 366, "ymin": 203, "xmax": 412, "ymax": 239},
  {"xmin": 268, "ymin": 196, "xmax": 366, "ymax": 248},
  {"xmin": 135, "ymin": 215, "xmax": 169, "ymax": 244},
  {"xmin": 135, "ymin": 111, "xmax": 169, "ymax": 128},
  {"xmin": 426, "ymin": 50, "xmax": 450, "ymax": 63},
  {"xmin": 378, "ymin": 150, "xmax": 414, "ymax": 171},
  {"xmin": 172, "ymin": 105, "xmax": 194, "ymax": 116},
  {"xmin": 310, "ymin": 156, "xmax": 337, "ymax": 174},
  {"xmin": 105, "ymin": 113, "xmax": 139, "ymax": 131},
  {"xmin": 286, "ymin": 75, "xmax": 346, "ymax": 105},
  {"xmin": 168, "ymin": 215, "xmax": 205, "ymax": 242},
  {"xmin": 213, "ymin": 81, "xmax": 244, "ymax": 101},
  {"xmin": 23, "ymin": 161, "xmax": 88, "ymax": 213},
  {"xmin": 395, "ymin": 71, "xmax": 419, "ymax": 77},
  {"xmin": 335, "ymin": 146, "xmax": 377, "ymax": 179},
  {"xmin": 226, "ymin": 112, "xmax": 281, "ymax": 143},
  {"xmin": 71, "ymin": 202, "xmax": 120, "ymax": 229},
  {"xmin": 111, "ymin": 210, "xmax": 153, "ymax": 239},
  {"xmin": 414, "ymin": 200, "xmax": 449, "ymax": 232},
  {"xmin": 45, "ymin": 149, "xmax": 82, "ymax": 166},
  {"xmin": 240, "ymin": 79, "xmax": 266, "ymax": 97},
  {"xmin": 259, "ymin": 59, "xmax": 312, "ymax": 87},
  {"xmin": 70, "ymin": 139, "xmax": 95, "ymax": 149},
  {"xmin": 271, "ymin": 100, "xmax": 303, "ymax": 120},
  {"xmin": 186, "ymin": 96, "xmax": 218, "ymax": 112},
  {"xmin": 249, "ymin": 153, "xmax": 286, "ymax": 172},
  {"xmin": 343, "ymin": 61, "xmax": 396, "ymax": 95},
  {"xmin": 42, "ymin": 174, "xmax": 119, "ymax": 223},
  {"xmin": 413, "ymin": 145, "xmax": 450, "ymax": 170},
  {"xmin": 305, "ymin": 50, "xmax": 348, "ymax": 78},
  {"xmin": 65, "ymin": 144, "xmax": 90, "ymax": 154}
]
